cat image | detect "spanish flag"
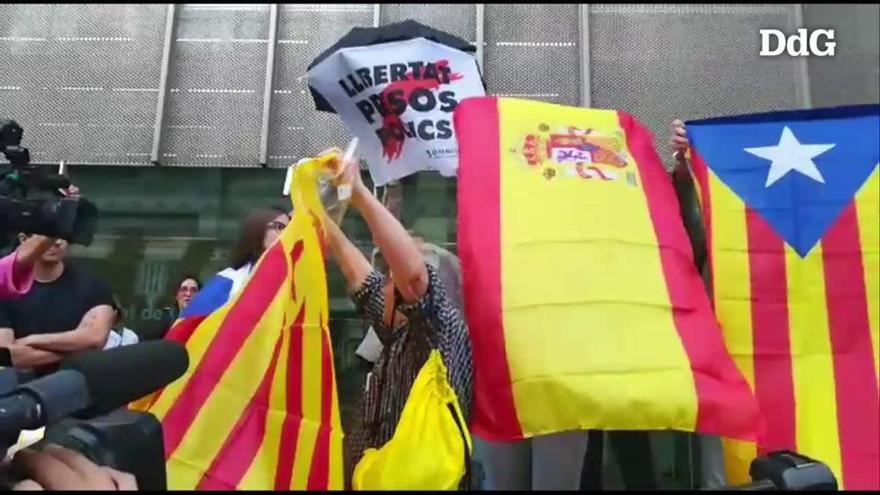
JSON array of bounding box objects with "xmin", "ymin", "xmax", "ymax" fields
[
  {"xmin": 454, "ymin": 97, "xmax": 759, "ymax": 442},
  {"xmin": 687, "ymin": 105, "xmax": 880, "ymax": 489},
  {"xmin": 132, "ymin": 155, "xmax": 344, "ymax": 490}
]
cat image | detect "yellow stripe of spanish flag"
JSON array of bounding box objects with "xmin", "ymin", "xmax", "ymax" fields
[{"xmin": 498, "ymin": 100, "xmax": 698, "ymax": 435}]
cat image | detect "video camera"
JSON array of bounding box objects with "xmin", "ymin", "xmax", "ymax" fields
[
  {"xmin": 0, "ymin": 341, "xmax": 189, "ymax": 490},
  {"xmin": 0, "ymin": 119, "xmax": 97, "ymax": 248},
  {"xmin": 717, "ymin": 450, "xmax": 838, "ymax": 491}
]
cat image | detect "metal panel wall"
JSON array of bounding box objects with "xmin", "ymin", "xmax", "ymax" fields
[
  {"xmin": 804, "ymin": 4, "xmax": 880, "ymax": 107},
  {"xmin": 484, "ymin": 3, "xmax": 581, "ymax": 106},
  {"xmin": 588, "ymin": 4, "xmax": 804, "ymax": 144},
  {"xmin": 379, "ymin": 3, "xmax": 476, "ymax": 43},
  {"xmin": 3, "ymin": 4, "xmax": 879, "ymax": 169},
  {"xmin": 265, "ymin": 4, "xmax": 373, "ymax": 169},
  {"xmin": 160, "ymin": 4, "xmax": 270, "ymax": 167},
  {"xmin": 0, "ymin": 4, "xmax": 166, "ymax": 165}
]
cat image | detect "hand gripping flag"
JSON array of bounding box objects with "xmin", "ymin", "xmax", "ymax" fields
[
  {"xmin": 131, "ymin": 154, "xmax": 344, "ymax": 490},
  {"xmin": 454, "ymin": 97, "xmax": 759, "ymax": 442},
  {"xmin": 687, "ymin": 105, "xmax": 880, "ymax": 489}
]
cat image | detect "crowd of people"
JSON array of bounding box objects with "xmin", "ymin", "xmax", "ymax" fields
[{"xmin": 1, "ymin": 119, "xmax": 724, "ymax": 491}]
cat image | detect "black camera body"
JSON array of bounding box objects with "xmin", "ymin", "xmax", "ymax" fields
[
  {"xmin": 0, "ymin": 410, "xmax": 166, "ymax": 491},
  {"xmin": 0, "ymin": 366, "xmax": 167, "ymax": 490},
  {"xmin": 41, "ymin": 409, "xmax": 167, "ymax": 491},
  {"xmin": 0, "ymin": 119, "xmax": 97, "ymax": 247}
]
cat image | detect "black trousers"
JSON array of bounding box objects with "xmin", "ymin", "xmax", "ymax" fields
[{"xmin": 580, "ymin": 430, "xmax": 659, "ymax": 490}]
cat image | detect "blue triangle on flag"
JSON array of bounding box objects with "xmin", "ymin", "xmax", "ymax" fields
[{"xmin": 688, "ymin": 105, "xmax": 880, "ymax": 257}]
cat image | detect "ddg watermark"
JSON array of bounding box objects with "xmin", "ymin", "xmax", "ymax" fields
[{"xmin": 759, "ymin": 28, "xmax": 836, "ymax": 57}]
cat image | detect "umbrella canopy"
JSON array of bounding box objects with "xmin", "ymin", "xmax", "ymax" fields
[{"xmin": 307, "ymin": 19, "xmax": 477, "ymax": 113}]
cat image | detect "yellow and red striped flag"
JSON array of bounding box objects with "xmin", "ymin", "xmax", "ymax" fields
[
  {"xmin": 132, "ymin": 155, "xmax": 344, "ymax": 490},
  {"xmin": 454, "ymin": 97, "xmax": 760, "ymax": 442},
  {"xmin": 687, "ymin": 105, "xmax": 879, "ymax": 489}
]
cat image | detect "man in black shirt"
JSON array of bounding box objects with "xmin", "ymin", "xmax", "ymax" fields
[{"xmin": 0, "ymin": 234, "xmax": 114, "ymax": 369}]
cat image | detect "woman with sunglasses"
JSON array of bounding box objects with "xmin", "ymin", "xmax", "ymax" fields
[
  {"xmin": 189, "ymin": 206, "xmax": 290, "ymax": 313},
  {"xmin": 143, "ymin": 206, "xmax": 290, "ymax": 341},
  {"xmin": 143, "ymin": 275, "xmax": 203, "ymax": 341}
]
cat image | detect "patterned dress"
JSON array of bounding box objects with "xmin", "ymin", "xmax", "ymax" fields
[{"xmin": 346, "ymin": 263, "xmax": 473, "ymax": 486}]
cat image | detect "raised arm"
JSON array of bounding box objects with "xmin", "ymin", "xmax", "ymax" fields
[
  {"xmin": 321, "ymin": 200, "xmax": 395, "ymax": 342},
  {"xmin": 14, "ymin": 235, "xmax": 57, "ymax": 273},
  {"xmin": 669, "ymin": 119, "xmax": 708, "ymax": 271},
  {"xmin": 331, "ymin": 159, "xmax": 428, "ymax": 304},
  {"xmin": 322, "ymin": 211, "xmax": 374, "ymax": 293}
]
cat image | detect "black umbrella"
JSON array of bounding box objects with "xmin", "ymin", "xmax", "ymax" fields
[{"xmin": 307, "ymin": 19, "xmax": 478, "ymax": 113}]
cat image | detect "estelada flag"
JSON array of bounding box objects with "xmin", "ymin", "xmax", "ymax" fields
[
  {"xmin": 687, "ymin": 105, "xmax": 880, "ymax": 489},
  {"xmin": 454, "ymin": 96, "xmax": 760, "ymax": 442},
  {"xmin": 131, "ymin": 154, "xmax": 344, "ymax": 490}
]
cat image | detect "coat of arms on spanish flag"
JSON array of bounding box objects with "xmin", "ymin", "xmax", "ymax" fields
[
  {"xmin": 687, "ymin": 105, "xmax": 879, "ymax": 489},
  {"xmin": 131, "ymin": 155, "xmax": 344, "ymax": 490},
  {"xmin": 454, "ymin": 96, "xmax": 759, "ymax": 443}
]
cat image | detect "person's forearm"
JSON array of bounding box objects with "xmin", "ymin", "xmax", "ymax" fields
[
  {"xmin": 8, "ymin": 345, "xmax": 63, "ymax": 367},
  {"xmin": 14, "ymin": 236, "xmax": 56, "ymax": 274},
  {"xmin": 349, "ymin": 184, "xmax": 427, "ymax": 302},
  {"xmin": 672, "ymin": 155, "xmax": 708, "ymax": 269},
  {"xmin": 323, "ymin": 211, "xmax": 374, "ymax": 292},
  {"xmin": 24, "ymin": 329, "xmax": 106, "ymax": 353}
]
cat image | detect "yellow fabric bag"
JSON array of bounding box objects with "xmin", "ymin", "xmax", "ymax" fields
[{"xmin": 352, "ymin": 350, "xmax": 472, "ymax": 490}]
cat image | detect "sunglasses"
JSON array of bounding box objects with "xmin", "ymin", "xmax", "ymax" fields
[
  {"xmin": 178, "ymin": 286, "xmax": 199, "ymax": 295},
  {"xmin": 267, "ymin": 220, "xmax": 288, "ymax": 232}
]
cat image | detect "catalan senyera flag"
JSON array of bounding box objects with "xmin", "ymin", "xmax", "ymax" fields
[
  {"xmin": 131, "ymin": 155, "xmax": 344, "ymax": 490},
  {"xmin": 454, "ymin": 96, "xmax": 760, "ymax": 442},
  {"xmin": 687, "ymin": 105, "xmax": 880, "ymax": 490}
]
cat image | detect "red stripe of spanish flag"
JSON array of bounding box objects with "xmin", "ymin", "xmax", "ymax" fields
[
  {"xmin": 690, "ymin": 152, "xmax": 758, "ymax": 484},
  {"xmin": 624, "ymin": 114, "xmax": 757, "ymax": 438},
  {"xmin": 456, "ymin": 97, "xmax": 522, "ymax": 440}
]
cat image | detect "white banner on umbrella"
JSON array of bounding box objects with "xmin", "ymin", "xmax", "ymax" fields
[{"xmin": 307, "ymin": 37, "xmax": 485, "ymax": 186}]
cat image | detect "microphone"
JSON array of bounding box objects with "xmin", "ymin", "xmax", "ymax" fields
[
  {"xmin": 60, "ymin": 340, "xmax": 189, "ymax": 417},
  {"xmin": 0, "ymin": 341, "xmax": 188, "ymax": 439},
  {"xmin": 0, "ymin": 370, "xmax": 90, "ymax": 435}
]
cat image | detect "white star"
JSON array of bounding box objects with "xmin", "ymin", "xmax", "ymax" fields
[{"xmin": 744, "ymin": 126, "xmax": 835, "ymax": 187}]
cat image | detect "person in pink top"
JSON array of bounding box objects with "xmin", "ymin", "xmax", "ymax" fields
[
  {"xmin": 0, "ymin": 185, "xmax": 80, "ymax": 300},
  {"xmin": 0, "ymin": 235, "xmax": 55, "ymax": 299}
]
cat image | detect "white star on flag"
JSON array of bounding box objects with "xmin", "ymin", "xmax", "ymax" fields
[{"xmin": 744, "ymin": 126, "xmax": 835, "ymax": 187}]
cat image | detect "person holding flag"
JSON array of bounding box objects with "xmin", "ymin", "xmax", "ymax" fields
[
  {"xmin": 131, "ymin": 153, "xmax": 346, "ymax": 490},
  {"xmin": 668, "ymin": 118, "xmax": 730, "ymax": 489},
  {"xmin": 678, "ymin": 105, "xmax": 879, "ymax": 490},
  {"xmin": 319, "ymin": 154, "xmax": 473, "ymax": 488}
]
